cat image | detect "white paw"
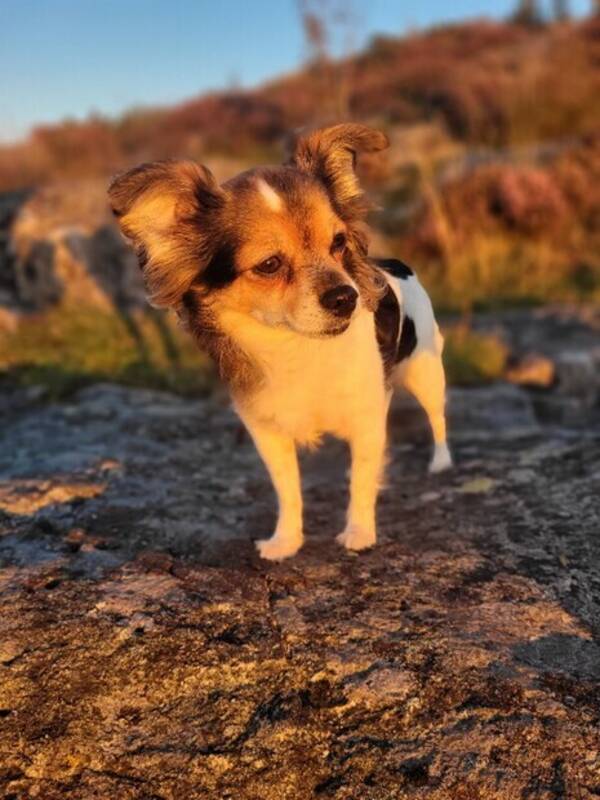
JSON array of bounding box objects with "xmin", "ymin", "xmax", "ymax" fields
[
  {"xmin": 336, "ymin": 525, "xmax": 376, "ymax": 552},
  {"xmin": 429, "ymin": 443, "xmax": 453, "ymax": 474},
  {"xmin": 255, "ymin": 534, "xmax": 303, "ymax": 561}
]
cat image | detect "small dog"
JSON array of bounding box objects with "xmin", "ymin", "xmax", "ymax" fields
[{"xmin": 108, "ymin": 124, "xmax": 452, "ymax": 560}]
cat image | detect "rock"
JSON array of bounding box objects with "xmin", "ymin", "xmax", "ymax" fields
[
  {"xmin": 13, "ymin": 239, "xmax": 62, "ymax": 310},
  {"xmin": 343, "ymin": 664, "xmax": 416, "ymax": 707},
  {"xmin": 467, "ymin": 307, "xmax": 600, "ymax": 422},
  {"xmin": 391, "ymin": 382, "xmax": 539, "ymax": 438},
  {"xmin": 0, "ymin": 641, "xmax": 25, "ymax": 665},
  {"xmin": 531, "ymin": 393, "xmax": 589, "ymax": 425},
  {"xmin": 1, "ymin": 182, "xmax": 144, "ymax": 313},
  {"xmin": 457, "ymin": 476, "xmax": 498, "ymax": 494},
  {"xmin": 0, "ymin": 382, "xmax": 599, "ymax": 798},
  {"xmin": 506, "ymin": 353, "xmax": 555, "ymax": 388},
  {"xmin": 0, "ymin": 478, "xmax": 106, "ymax": 515},
  {"xmin": 448, "ymin": 382, "xmax": 539, "ymax": 434},
  {"xmin": 469, "ymin": 306, "xmax": 600, "ymax": 363},
  {"xmin": 555, "ymin": 350, "xmax": 600, "ymax": 408}
]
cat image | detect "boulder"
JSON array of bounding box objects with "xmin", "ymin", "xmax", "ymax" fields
[{"xmin": 506, "ymin": 352, "xmax": 555, "ymax": 388}]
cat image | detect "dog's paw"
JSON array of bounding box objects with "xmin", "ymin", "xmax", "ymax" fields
[
  {"xmin": 255, "ymin": 534, "xmax": 303, "ymax": 561},
  {"xmin": 336, "ymin": 525, "xmax": 376, "ymax": 552},
  {"xmin": 429, "ymin": 443, "xmax": 453, "ymax": 474}
]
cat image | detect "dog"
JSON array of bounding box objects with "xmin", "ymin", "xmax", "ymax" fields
[{"xmin": 108, "ymin": 123, "xmax": 452, "ymax": 561}]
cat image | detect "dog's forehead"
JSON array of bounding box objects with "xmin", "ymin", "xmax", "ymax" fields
[{"xmin": 226, "ymin": 167, "xmax": 339, "ymax": 242}]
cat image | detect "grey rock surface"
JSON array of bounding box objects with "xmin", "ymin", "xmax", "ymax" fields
[{"xmin": 0, "ymin": 382, "xmax": 599, "ymax": 798}]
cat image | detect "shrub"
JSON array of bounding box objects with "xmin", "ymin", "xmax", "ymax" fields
[
  {"xmin": 491, "ymin": 167, "xmax": 568, "ymax": 234},
  {"xmin": 443, "ymin": 326, "xmax": 509, "ymax": 385}
]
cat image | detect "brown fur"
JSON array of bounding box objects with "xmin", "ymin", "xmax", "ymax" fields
[
  {"xmin": 290, "ymin": 123, "xmax": 389, "ymax": 213},
  {"xmin": 108, "ymin": 160, "xmax": 227, "ymax": 308},
  {"xmin": 180, "ymin": 289, "xmax": 261, "ymax": 392}
]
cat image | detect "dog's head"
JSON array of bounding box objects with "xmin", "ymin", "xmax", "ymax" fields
[{"xmin": 108, "ymin": 123, "xmax": 389, "ymax": 338}]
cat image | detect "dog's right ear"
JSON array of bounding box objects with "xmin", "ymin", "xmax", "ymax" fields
[
  {"xmin": 108, "ymin": 160, "xmax": 228, "ymax": 308},
  {"xmin": 290, "ymin": 123, "xmax": 389, "ymax": 219}
]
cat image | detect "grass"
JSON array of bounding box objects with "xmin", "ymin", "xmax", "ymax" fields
[
  {"xmin": 387, "ymin": 232, "xmax": 600, "ymax": 314},
  {"xmin": 0, "ymin": 305, "xmax": 216, "ymax": 400},
  {"xmin": 0, "ymin": 301, "xmax": 513, "ymax": 402},
  {"xmin": 442, "ymin": 326, "xmax": 509, "ymax": 386}
]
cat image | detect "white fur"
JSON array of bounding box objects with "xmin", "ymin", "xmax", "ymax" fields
[
  {"xmin": 219, "ymin": 270, "xmax": 451, "ymax": 561},
  {"xmin": 387, "ymin": 272, "xmax": 453, "ymax": 474},
  {"xmin": 256, "ymin": 178, "xmax": 282, "ymax": 212}
]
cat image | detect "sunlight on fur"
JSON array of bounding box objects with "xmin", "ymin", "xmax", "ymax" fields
[{"xmin": 109, "ymin": 123, "xmax": 452, "ymax": 560}]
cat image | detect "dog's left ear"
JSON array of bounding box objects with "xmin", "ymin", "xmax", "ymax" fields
[{"xmin": 290, "ymin": 123, "xmax": 389, "ymax": 218}]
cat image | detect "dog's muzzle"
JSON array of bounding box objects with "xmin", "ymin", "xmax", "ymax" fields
[{"xmin": 319, "ymin": 284, "xmax": 358, "ymax": 318}]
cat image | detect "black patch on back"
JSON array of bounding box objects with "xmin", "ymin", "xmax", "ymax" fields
[
  {"xmin": 375, "ymin": 258, "xmax": 414, "ymax": 280},
  {"xmin": 200, "ymin": 242, "xmax": 237, "ymax": 290},
  {"xmin": 374, "ymin": 284, "xmax": 400, "ymax": 378},
  {"xmin": 397, "ymin": 316, "xmax": 417, "ymax": 362}
]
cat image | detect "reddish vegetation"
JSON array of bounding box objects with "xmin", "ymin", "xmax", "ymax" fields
[
  {"xmin": 410, "ymin": 135, "xmax": 600, "ymax": 250},
  {"xmin": 0, "ymin": 18, "xmax": 598, "ymax": 191},
  {"xmin": 1, "ymin": 16, "xmax": 597, "ymax": 308}
]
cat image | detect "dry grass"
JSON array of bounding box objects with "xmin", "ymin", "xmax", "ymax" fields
[
  {"xmin": 0, "ymin": 304, "xmax": 514, "ymax": 397},
  {"xmin": 413, "ymin": 235, "xmax": 588, "ymax": 312},
  {"xmin": 378, "ymin": 132, "xmax": 600, "ymax": 311},
  {"xmin": 442, "ymin": 326, "xmax": 509, "ymax": 385}
]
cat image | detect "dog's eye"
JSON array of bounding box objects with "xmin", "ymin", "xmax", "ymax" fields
[
  {"xmin": 254, "ymin": 256, "xmax": 282, "ymax": 276},
  {"xmin": 331, "ymin": 232, "xmax": 347, "ymax": 253}
]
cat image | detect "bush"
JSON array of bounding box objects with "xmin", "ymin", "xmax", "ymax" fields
[
  {"xmin": 1, "ymin": 19, "xmax": 598, "ymax": 190},
  {"xmin": 443, "ymin": 326, "xmax": 509, "ymax": 385}
]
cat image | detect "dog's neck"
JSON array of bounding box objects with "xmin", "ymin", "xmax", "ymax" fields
[{"xmin": 216, "ymin": 307, "xmax": 369, "ymax": 395}]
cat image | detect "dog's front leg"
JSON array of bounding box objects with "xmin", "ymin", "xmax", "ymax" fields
[
  {"xmin": 337, "ymin": 423, "xmax": 387, "ymax": 552},
  {"xmin": 244, "ymin": 420, "xmax": 303, "ymax": 561}
]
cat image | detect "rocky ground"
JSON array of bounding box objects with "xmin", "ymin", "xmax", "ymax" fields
[{"xmin": 0, "ymin": 376, "xmax": 599, "ymax": 799}]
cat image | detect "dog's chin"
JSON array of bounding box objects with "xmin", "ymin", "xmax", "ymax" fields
[
  {"xmin": 290, "ymin": 320, "xmax": 351, "ymax": 339},
  {"xmin": 319, "ymin": 321, "xmax": 351, "ymax": 338},
  {"xmin": 251, "ymin": 311, "xmax": 351, "ymax": 338}
]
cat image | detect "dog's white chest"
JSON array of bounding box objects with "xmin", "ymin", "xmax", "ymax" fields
[{"xmin": 232, "ymin": 309, "xmax": 386, "ymax": 445}]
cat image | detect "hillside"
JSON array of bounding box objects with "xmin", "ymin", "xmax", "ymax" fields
[{"xmin": 0, "ymin": 18, "xmax": 598, "ymax": 189}]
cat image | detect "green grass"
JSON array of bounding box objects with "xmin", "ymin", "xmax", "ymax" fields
[
  {"xmin": 0, "ymin": 306, "xmax": 216, "ymax": 400},
  {"xmin": 0, "ymin": 303, "xmax": 540, "ymax": 400}
]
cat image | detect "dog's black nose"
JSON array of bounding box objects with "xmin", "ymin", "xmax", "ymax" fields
[{"xmin": 319, "ymin": 284, "xmax": 358, "ymax": 317}]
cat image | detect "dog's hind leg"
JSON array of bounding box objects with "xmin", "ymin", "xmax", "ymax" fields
[
  {"xmin": 397, "ymin": 347, "xmax": 453, "ymax": 474},
  {"xmin": 243, "ymin": 419, "xmax": 304, "ymax": 561}
]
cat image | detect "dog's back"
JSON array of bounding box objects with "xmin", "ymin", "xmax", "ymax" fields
[{"xmin": 375, "ymin": 258, "xmax": 452, "ymax": 474}]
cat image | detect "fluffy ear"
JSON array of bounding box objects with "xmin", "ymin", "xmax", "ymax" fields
[
  {"xmin": 292, "ymin": 124, "xmax": 389, "ymax": 311},
  {"xmin": 290, "ymin": 123, "xmax": 389, "ymax": 218},
  {"xmin": 108, "ymin": 160, "xmax": 227, "ymax": 308}
]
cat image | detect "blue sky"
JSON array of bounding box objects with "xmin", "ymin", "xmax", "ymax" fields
[{"xmin": 1, "ymin": 0, "xmax": 592, "ymax": 142}]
